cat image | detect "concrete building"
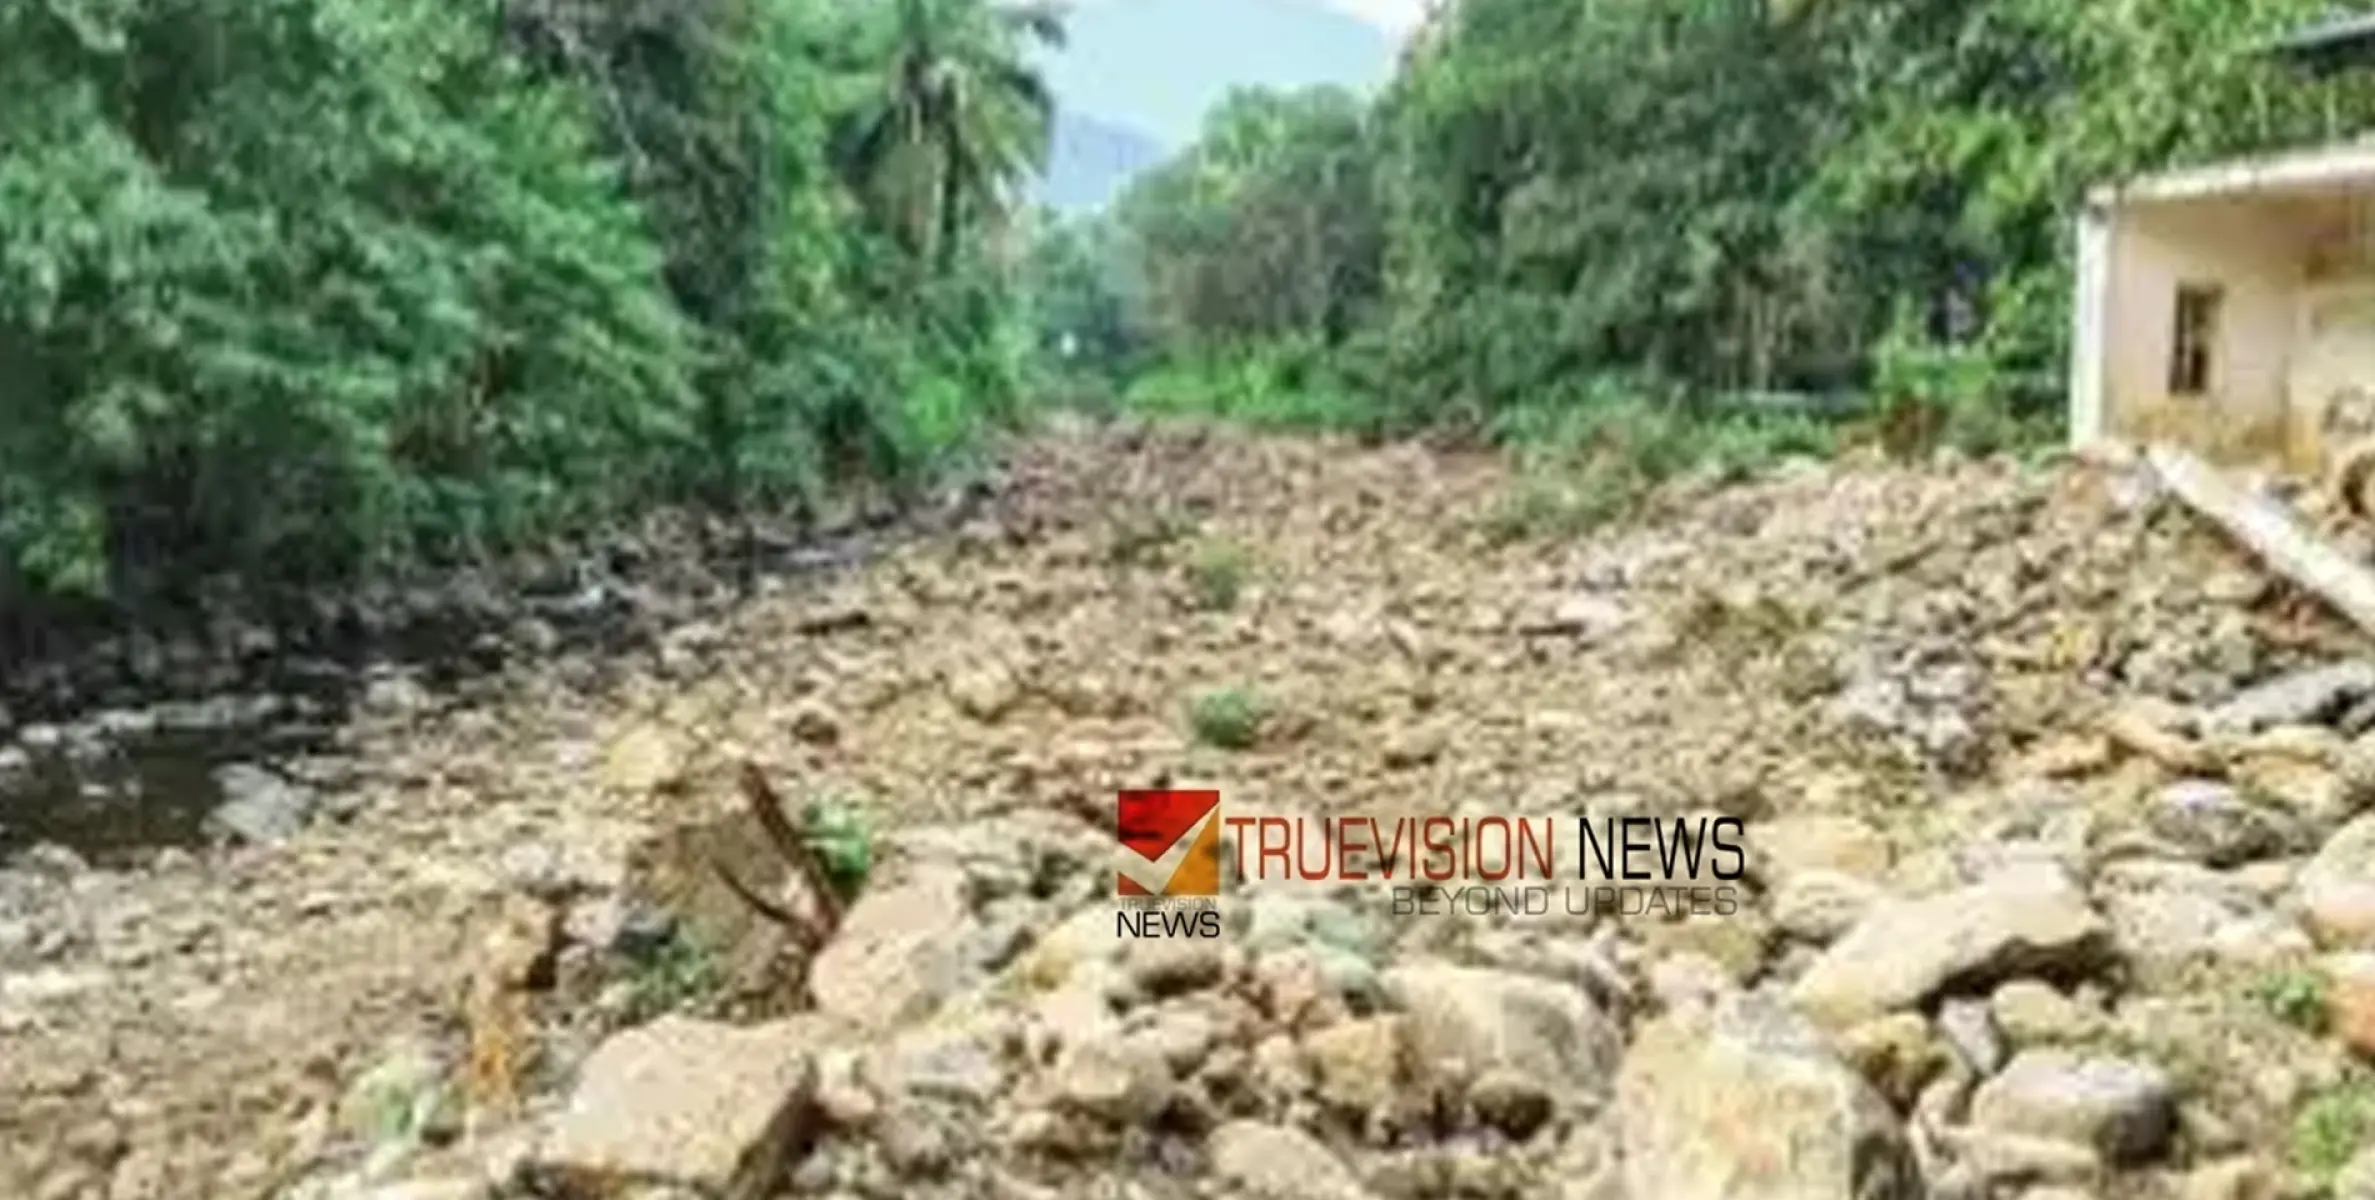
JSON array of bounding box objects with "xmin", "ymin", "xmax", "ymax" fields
[{"xmin": 2070, "ymin": 13, "xmax": 2375, "ymax": 476}]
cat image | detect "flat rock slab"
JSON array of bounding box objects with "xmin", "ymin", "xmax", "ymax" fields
[
  {"xmin": 1968, "ymin": 1049, "xmax": 2176, "ymax": 1166},
  {"xmin": 1207, "ymin": 1120, "xmax": 1377, "ymax": 1200},
  {"xmin": 1751, "ymin": 815, "xmax": 1895, "ymax": 884},
  {"xmin": 808, "ymin": 866, "xmax": 985, "ymax": 1031},
  {"xmin": 2204, "ymin": 661, "xmax": 2375, "ymax": 736},
  {"xmin": 529, "ymin": 1015, "xmax": 822, "ymax": 1200},
  {"xmin": 1791, "ymin": 864, "xmax": 2111, "ymax": 1029}
]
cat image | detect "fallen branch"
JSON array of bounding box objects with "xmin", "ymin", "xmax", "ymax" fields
[
  {"xmin": 2147, "ymin": 444, "xmax": 2375, "ymax": 639},
  {"xmin": 794, "ymin": 607, "xmax": 873, "ymax": 637},
  {"xmin": 711, "ymin": 761, "xmax": 846, "ymax": 950}
]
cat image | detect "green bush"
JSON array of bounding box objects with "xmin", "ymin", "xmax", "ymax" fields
[
  {"xmin": 622, "ymin": 928, "xmax": 727, "ymax": 1021},
  {"xmin": 1478, "ymin": 469, "xmax": 1643, "ymax": 545},
  {"xmin": 1188, "ymin": 686, "xmax": 1268, "ymax": 751},
  {"xmin": 2255, "ymin": 968, "xmax": 2330, "ymax": 1034},
  {"xmin": 1186, "ymin": 539, "xmax": 1252, "ymax": 612},
  {"xmin": 801, "ymin": 797, "xmax": 874, "ymax": 905},
  {"xmin": 1122, "ymin": 340, "xmax": 1381, "ymax": 433},
  {"xmin": 2291, "ymin": 1080, "xmax": 2375, "ymax": 1191}
]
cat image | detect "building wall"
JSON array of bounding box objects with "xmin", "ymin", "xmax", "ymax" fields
[
  {"xmin": 2098, "ymin": 197, "xmax": 2309, "ymax": 467},
  {"xmin": 2070, "ymin": 206, "xmax": 2109, "ymax": 447},
  {"xmin": 2292, "ymin": 278, "xmax": 2375, "ymax": 466}
]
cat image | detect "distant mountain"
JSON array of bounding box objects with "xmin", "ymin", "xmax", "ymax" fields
[
  {"xmin": 1030, "ymin": 0, "xmax": 1399, "ymax": 211},
  {"xmin": 1036, "ymin": 110, "xmax": 1170, "ymax": 212}
]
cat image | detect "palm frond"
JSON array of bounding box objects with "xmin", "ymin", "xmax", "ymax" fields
[
  {"xmin": 836, "ymin": 96, "xmax": 907, "ymax": 188},
  {"xmin": 999, "ymin": 0, "xmax": 1069, "ymax": 48},
  {"xmin": 988, "ymin": 59, "xmax": 1055, "ymax": 123}
]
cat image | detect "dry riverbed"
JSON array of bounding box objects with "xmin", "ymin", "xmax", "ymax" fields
[{"xmin": 7, "ymin": 420, "xmax": 2375, "ymax": 1200}]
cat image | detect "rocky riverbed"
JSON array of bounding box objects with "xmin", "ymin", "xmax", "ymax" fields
[
  {"xmin": 9, "ymin": 419, "xmax": 2375, "ymax": 1200},
  {"xmin": 0, "ymin": 497, "xmax": 927, "ymax": 866}
]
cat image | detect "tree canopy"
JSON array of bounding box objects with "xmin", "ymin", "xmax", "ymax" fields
[
  {"xmin": 0, "ymin": 0, "xmax": 1051, "ymax": 607},
  {"xmin": 1054, "ymin": 0, "xmax": 2375, "ymax": 444},
  {"xmin": 18, "ymin": 0, "xmax": 2375, "ymax": 611}
]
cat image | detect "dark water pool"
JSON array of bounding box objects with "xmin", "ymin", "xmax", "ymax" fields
[
  {"xmin": 0, "ymin": 514, "xmax": 903, "ymax": 869},
  {"xmin": 0, "ymin": 716, "xmax": 340, "ymax": 868}
]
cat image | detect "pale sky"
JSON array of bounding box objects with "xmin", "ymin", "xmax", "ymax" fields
[
  {"xmin": 1064, "ymin": 0, "xmax": 1428, "ymax": 40},
  {"xmin": 1310, "ymin": 0, "xmax": 1427, "ymax": 37}
]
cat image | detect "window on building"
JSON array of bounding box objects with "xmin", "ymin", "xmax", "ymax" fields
[{"xmin": 2169, "ymin": 283, "xmax": 2224, "ymax": 397}]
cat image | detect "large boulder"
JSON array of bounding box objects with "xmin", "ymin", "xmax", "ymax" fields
[
  {"xmin": 1384, "ymin": 962, "xmax": 1622, "ymax": 1110},
  {"xmin": 1618, "ymin": 991, "xmax": 1921, "ymax": 1200},
  {"xmin": 528, "ymin": 1016, "xmax": 822, "ymax": 1200},
  {"xmin": 2095, "ymin": 860, "xmax": 2303, "ymax": 987},
  {"xmin": 1967, "ymin": 1050, "xmax": 2178, "ymax": 1167},
  {"xmin": 808, "ymin": 866, "xmax": 988, "ymax": 1031},
  {"xmin": 2301, "ymin": 814, "xmax": 2375, "ymax": 949}
]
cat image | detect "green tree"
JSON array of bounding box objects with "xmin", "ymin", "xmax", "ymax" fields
[
  {"xmin": 0, "ymin": 0, "xmax": 1049, "ymax": 613},
  {"xmin": 1359, "ymin": 0, "xmax": 2375, "ymax": 434},
  {"xmin": 1019, "ymin": 208, "xmax": 1141, "ymax": 374},
  {"xmin": 0, "ymin": 0, "xmax": 700, "ymax": 597},
  {"xmin": 1794, "ymin": 0, "xmax": 2375, "ymax": 410},
  {"xmin": 1372, "ymin": 0, "xmax": 1836, "ymax": 420},
  {"xmin": 836, "ymin": 0, "xmax": 1066, "ymax": 271},
  {"xmin": 1113, "ymin": 85, "xmax": 1384, "ymax": 349}
]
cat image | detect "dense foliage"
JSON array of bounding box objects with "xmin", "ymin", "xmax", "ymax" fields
[
  {"xmin": 19, "ymin": 0, "xmax": 2375, "ymax": 609},
  {"xmin": 0, "ymin": 0, "xmax": 1052, "ymax": 607},
  {"xmin": 1045, "ymin": 0, "xmax": 2375, "ymax": 456}
]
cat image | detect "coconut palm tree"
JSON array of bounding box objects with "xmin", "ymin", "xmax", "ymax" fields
[{"xmin": 837, "ymin": 0, "xmax": 1066, "ymax": 271}]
